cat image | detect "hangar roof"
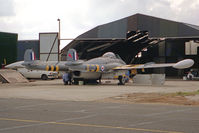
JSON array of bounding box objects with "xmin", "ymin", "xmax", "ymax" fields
[
  {"xmin": 61, "ymin": 13, "xmax": 199, "ymax": 63},
  {"xmin": 75, "ymin": 13, "xmax": 199, "ymax": 39}
]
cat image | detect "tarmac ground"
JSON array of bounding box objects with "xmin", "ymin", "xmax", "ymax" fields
[
  {"xmin": 0, "ymin": 79, "xmax": 199, "ymax": 133},
  {"xmin": 0, "ymin": 98, "xmax": 199, "ymax": 133},
  {"xmin": 0, "ymin": 79, "xmax": 199, "ymax": 101}
]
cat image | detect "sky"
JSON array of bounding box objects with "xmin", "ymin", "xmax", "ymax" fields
[{"xmin": 0, "ymin": 0, "xmax": 199, "ymax": 49}]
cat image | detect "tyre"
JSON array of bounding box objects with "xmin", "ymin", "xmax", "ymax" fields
[
  {"xmin": 187, "ymin": 74, "xmax": 193, "ymax": 80},
  {"xmin": 41, "ymin": 74, "xmax": 48, "ymax": 80},
  {"xmin": 73, "ymin": 78, "xmax": 79, "ymax": 85},
  {"xmin": 118, "ymin": 75, "xmax": 125, "ymax": 85}
]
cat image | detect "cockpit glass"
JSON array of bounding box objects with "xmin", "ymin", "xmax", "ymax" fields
[
  {"xmin": 116, "ymin": 54, "xmax": 122, "ymax": 59},
  {"xmin": 102, "ymin": 52, "xmax": 116, "ymax": 58}
]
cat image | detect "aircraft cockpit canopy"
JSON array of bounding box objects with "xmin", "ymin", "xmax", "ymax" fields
[{"xmin": 102, "ymin": 52, "xmax": 117, "ymax": 58}]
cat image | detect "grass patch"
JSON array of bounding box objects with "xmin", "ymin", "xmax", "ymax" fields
[
  {"xmin": 175, "ymin": 90, "xmax": 199, "ymax": 96},
  {"xmin": 164, "ymin": 90, "xmax": 199, "ymax": 97}
]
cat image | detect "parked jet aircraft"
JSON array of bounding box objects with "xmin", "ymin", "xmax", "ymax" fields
[
  {"xmin": 5, "ymin": 61, "xmax": 58, "ymax": 80},
  {"xmin": 22, "ymin": 49, "xmax": 194, "ymax": 85}
]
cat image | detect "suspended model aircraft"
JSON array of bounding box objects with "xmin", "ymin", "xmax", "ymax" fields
[{"xmin": 22, "ymin": 49, "xmax": 194, "ymax": 85}]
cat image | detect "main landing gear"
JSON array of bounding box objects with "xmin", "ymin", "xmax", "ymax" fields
[{"xmin": 118, "ymin": 75, "xmax": 126, "ymax": 85}]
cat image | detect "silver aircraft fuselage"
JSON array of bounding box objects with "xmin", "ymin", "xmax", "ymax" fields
[{"xmin": 23, "ymin": 52, "xmax": 126, "ymax": 80}]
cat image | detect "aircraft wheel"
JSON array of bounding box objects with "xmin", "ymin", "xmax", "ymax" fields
[
  {"xmin": 118, "ymin": 75, "xmax": 125, "ymax": 85},
  {"xmin": 187, "ymin": 74, "xmax": 193, "ymax": 80},
  {"xmin": 73, "ymin": 78, "xmax": 79, "ymax": 85},
  {"xmin": 63, "ymin": 81, "xmax": 68, "ymax": 85},
  {"xmin": 41, "ymin": 74, "xmax": 48, "ymax": 80},
  {"xmin": 188, "ymin": 75, "xmax": 193, "ymax": 80}
]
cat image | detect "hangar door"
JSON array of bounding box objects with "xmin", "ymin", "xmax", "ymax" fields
[{"xmin": 39, "ymin": 33, "xmax": 59, "ymax": 61}]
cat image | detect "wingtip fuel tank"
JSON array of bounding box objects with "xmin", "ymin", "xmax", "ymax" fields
[{"xmin": 173, "ymin": 59, "xmax": 194, "ymax": 69}]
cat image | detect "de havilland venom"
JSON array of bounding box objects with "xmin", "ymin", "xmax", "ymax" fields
[{"xmin": 9, "ymin": 49, "xmax": 194, "ymax": 85}]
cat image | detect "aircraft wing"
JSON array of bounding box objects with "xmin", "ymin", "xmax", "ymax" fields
[{"xmin": 113, "ymin": 59, "xmax": 194, "ymax": 70}]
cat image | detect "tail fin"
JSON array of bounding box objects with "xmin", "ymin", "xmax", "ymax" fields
[
  {"xmin": 67, "ymin": 49, "xmax": 78, "ymax": 61},
  {"xmin": 24, "ymin": 49, "xmax": 36, "ymax": 62}
]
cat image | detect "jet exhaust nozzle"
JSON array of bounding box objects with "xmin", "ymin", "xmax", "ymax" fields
[{"xmin": 173, "ymin": 59, "xmax": 194, "ymax": 69}]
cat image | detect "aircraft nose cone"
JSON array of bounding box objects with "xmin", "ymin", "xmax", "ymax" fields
[
  {"xmin": 173, "ymin": 59, "xmax": 194, "ymax": 69},
  {"xmin": 5, "ymin": 64, "xmax": 11, "ymax": 69}
]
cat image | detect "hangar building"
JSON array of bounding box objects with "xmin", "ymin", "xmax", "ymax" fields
[
  {"xmin": 0, "ymin": 32, "xmax": 18, "ymax": 68},
  {"xmin": 17, "ymin": 40, "xmax": 39, "ymax": 61},
  {"xmin": 1, "ymin": 32, "xmax": 58, "ymax": 65},
  {"xmin": 61, "ymin": 13, "xmax": 199, "ymax": 77},
  {"xmin": 0, "ymin": 32, "xmax": 40, "ymax": 67}
]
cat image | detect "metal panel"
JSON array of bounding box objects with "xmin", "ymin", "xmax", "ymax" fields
[
  {"xmin": 159, "ymin": 20, "xmax": 178, "ymax": 37},
  {"xmin": 137, "ymin": 15, "xmax": 160, "ymax": 37},
  {"xmin": 39, "ymin": 33, "xmax": 59, "ymax": 61},
  {"xmin": 0, "ymin": 32, "xmax": 17, "ymax": 68},
  {"xmin": 77, "ymin": 27, "xmax": 98, "ymax": 38},
  {"xmin": 185, "ymin": 40, "xmax": 199, "ymax": 55},
  {"xmin": 185, "ymin": 41, "xmax": 191, "ymax": 55},
  {"xmin": 127, "ymin": 15, "xmax": 138, "ymax": 31},
  {"xmin": 98, "ymin": 18, "xmax": 127, "ymax": 38},
  {"xmin": 40, "ymin": 54, "xmax": 59, "ymax": 61},
  {"xmin": 165, "ymin": 39, "xmax": 185, "ymax": 57},
  {"xmin": 133, "ymin": 74, "xmax": 165, "ymax": 85},
  {"xmin": 158, "ymin": 41, "xmax": 165, "ymax": 56},
  {"xmin": 191, "ymin": 41, "xmax": 199, "ymax": 55},
  {"xmin": 178, "ymin": 23, "xmax": 199, "ymax": 37},
  {"xmin": 17, "ymin": 40, "xmax": 39, "ymax": 61}
]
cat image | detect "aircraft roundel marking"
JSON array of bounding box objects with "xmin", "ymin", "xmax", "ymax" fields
[{"xmin": 101, "ymin": 66, "xmax": 104, "ymax": 71}]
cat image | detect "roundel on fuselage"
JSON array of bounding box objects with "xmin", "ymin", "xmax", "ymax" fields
[{"xmin": 101, "ymin": 65, "xmax": 104, "ymax": 71}]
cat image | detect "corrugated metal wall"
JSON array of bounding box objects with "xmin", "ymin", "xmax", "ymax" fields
[
  {"xmin": 67, "ymin": 13, "xmax": 199, "ymax": 47},
  {"xmin": 75, "ymin": 13, "xmax": 199, "ymax": 41},
  {"xmin": 159, "ymin": 20, "xmax": 178, "ymax": 37},
  {"xmin": 17, "ymin": 40, "xmax": 39, "ymax": 61},
  {"xmin": 98, "ymin": 18, "xmax": 127, "ymax": 38},
  {"xmin": 178, "ymin": 23, "xmax": 199, "ymax": 37},
  {"xmin": 78, "ymin": 18, "xmax": 128, "ymax": 39},
  {"xmin": 135, "ymin": 14, "xmax": 199, "ymax": 38},
  {"xmin": 137, "ymin": 14, "xmax": 160, "ymax": 37},
  {"xmin": 0, "ymin": 32, "xmax": 18, "ymax": 68},
  {"xmin": 127, "ymin": 15, "xmax": 138, "ymax": 31},
  {"xmin": 61, "ymin": 13, "xmax": 199, "ymax": 77},
  {"xmin": 77, "ymin": 27, "xmax": 98, "ymax": 38},
  {"xmin": 39, "ymin": 33, "xmax": 59, "ymax": 61}
]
